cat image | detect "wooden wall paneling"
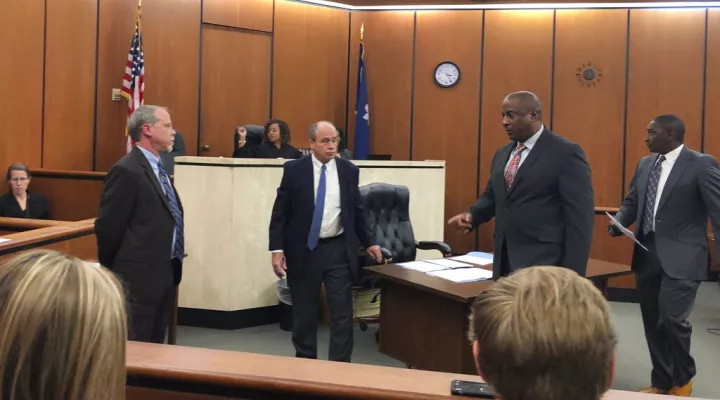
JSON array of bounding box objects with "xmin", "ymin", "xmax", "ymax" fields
[
  {"xmin": 43, "ymin": 0, "xmax": 97, "ymax": 171},
  {"xmin": 143, "ymin": 0, "xmax": 201, "ymax": 156},
  {"xmin": 29, "ymin": 172, "xmax": 105, "ymax": 221},
  {"xmin": 411, "ymin": 10, "xmax": 483, "ymax": 253},
  {"xmin": 704, "ymin": 9, "xmax": 720, "ymax": 159},
  {"xmin": 200, "ymin": 26, "xmax": 271, "ymax": 158},
  {"xmin": 552, "ymin": 9, "xmax": 628, "ymax": 207},
  {"xmin": 203, "ymin": 0, "xmax": 273, "ymax": 32},
  {"xmin": 624, "ymin": 9, "xmax": 705, "ymax": 187},
  {"xmin": 476, "ymin": 10, "xmax": 554, "ymax": 251},
  {"xmin": 272, "ymin": 1, "xmax": 350, "ymax": 147},
  {"xmin": 348, "ymin": 11, "xmax": 415, "ymax": 160},
  {"xmin": 95, "ymin": 0, "xmax": 138, "ymax": 171},
  {"xmin": 0, "ymin": 0, "xmax": 45, "ymax": 170}
]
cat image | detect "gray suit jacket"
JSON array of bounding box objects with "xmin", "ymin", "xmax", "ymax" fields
[
  {"xmin": 469, "ymin": 129, "xmax": 595, "ymax": 278},
  {"xmin": 616, "ymin": 147, "xmax": 720, "ymax": 281}
]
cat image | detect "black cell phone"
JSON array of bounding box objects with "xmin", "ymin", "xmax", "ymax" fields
[{"xmin": 450, "ymin": 380, "xmax": 495, "ymax": 398}]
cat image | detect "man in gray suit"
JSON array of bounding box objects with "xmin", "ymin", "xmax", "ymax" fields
[
  {"xmin": 610, "ymin": 114, "xmax": 720, "ymax": 396},
  {"xmin": 448, "ymin": 91, "xmax": 594, "ymax": 279}
]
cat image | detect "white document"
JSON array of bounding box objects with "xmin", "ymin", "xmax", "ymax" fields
[
  {"xmin": 0, "ymin": 238, "xmax": 11, "ymax": 244},
  {"xmin": 606, "ymin": 212, "xmax": 648, "ymax": 251},
  {"xmin": 396, "ymin": 260, "xmax": 448, "ymax": 273},
  {"xmin": 424, "ymin": 258, "xmax": 473, "ymax": 269},
  {"xmin": 450, "ymin": 254, "xmax": 494, "ymax": 266},
  {"xmin": 427, "ymin": 268, "xmax": 493, "ymax": 283}
]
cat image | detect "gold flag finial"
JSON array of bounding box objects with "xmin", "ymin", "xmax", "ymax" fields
[{"xmin": 360, "ymin": 23, "xmax": 364, "ymax": 41}]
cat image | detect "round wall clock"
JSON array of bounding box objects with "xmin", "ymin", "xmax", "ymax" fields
[{"xmin": 434, "ymin": 61, "xmax": 460, "ymax": 88}]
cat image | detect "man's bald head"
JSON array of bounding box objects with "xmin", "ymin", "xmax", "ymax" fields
[
  {"xmin": 504, "ymin": 91, "xmax": 542, "ymax": 119},
  {"xmin": 309, "ymin": 121, "xmax": 339, "ymax": 163},
  {"xmin": 501, "ymin": 91, "xmax": 544, "ymax": 142}
]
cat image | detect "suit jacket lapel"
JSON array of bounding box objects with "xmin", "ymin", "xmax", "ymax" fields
[
  {"xmin": 656, "ymin": 147, "xmax": 691, "ymax": 213},
  {"xmin": 506, "ymin": 129, "xmax": 551, "ymax": 198},
  {"xmin": 302, "ymin": 156, "xmax": 315, "ymax": 210},
  {"xmin": 636, "ymin": 154, "xmax": 656, "ymax": 226},
  {"xmin": 132, "ymin": 148, "xmax": 172, "ymax": 215}
]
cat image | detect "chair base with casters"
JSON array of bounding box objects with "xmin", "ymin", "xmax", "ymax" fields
[{"xmin": 357, "ymin": 183, "xmax": 454, "ymax": 344}]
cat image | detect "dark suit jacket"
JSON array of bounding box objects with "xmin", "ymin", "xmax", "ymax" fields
[
  {"xmin": 0, "ymin": 191, "xmax": 49, "ymax": 219},
  {"xmin": 159, "ymin": 130, "xmax": 187, "ymax": 176},
  {"xmin": 269, "ymin": 156, "xmax": 376, "ymax": 279},
  {"xmin": 616, "ymin": 147, "xmax": 720, "ymax": 281},
  {"xmin": 95, "ymin": 147, "xmax": 184, "ymax": 304},
  {"xmin": 469, "ymin": 128, "xmax": 595, "ymax": 278}
]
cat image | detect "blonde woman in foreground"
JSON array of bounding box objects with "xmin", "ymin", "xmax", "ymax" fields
[{"xmin": 0, "ymin": 250, "xmax": 127, "ymax": 400}]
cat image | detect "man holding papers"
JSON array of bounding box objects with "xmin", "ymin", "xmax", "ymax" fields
[
  {"xmin": 609, "ymin": 114, "xmax": 720, "ymax": 396},
  {"xmin": 448, "ymin": 91, "xmax": 594, "ymax": 279}
]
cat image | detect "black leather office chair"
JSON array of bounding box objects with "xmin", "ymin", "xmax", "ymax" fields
[
  {"xmin": 356, "ymin": 182, "xmax": 453, "ymax": 340},
  {"xmin": 233, "ymin": 124, "xmax": 264, "ymax": 153},
  {"xmin": 360, "ymin": 182, "xmax": 452, "ymax": 262}
]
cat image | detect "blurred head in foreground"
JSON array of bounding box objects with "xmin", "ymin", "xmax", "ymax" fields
[
  {"xmin": 0, "ymin": 250, "xmax": 127, "ymax": 400},
  {"xmin": 469, "ymin": 266, "xmax": 616, "ymax": 400}
]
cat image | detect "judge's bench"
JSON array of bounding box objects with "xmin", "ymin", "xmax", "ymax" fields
[{"xmin": 172, "ymin": 156, "xmax": 446, "ymax": 330}]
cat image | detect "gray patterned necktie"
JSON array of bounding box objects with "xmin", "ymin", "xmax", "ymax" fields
[{"xmin": 642, "ymin": 155, "xmax": 666, "ymax": 235}]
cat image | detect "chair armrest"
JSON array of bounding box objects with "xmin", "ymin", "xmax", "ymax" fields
[
  {"xmin": 416, "ymin": 241, "xmax": 453, "ymax": 257},
  {"xmin": 379, "ymin": 247, "xmax": 393, "ymax": 260}
]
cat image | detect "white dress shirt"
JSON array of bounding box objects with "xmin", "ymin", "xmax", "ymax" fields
[
  {"xmin": 650, "ymin": 144, "xmax": 684, "ymax": 230},
  {"xmin": 312, "ymin": 154, "xmax": 343, "ymax": 238},
  {"xmin": 504, "ymin": 125, "xmax": 544, "ymax": 173}
]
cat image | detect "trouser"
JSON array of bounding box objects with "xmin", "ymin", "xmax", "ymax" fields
[
  {"xmin": 128, "ymin": 284, "xmax": 176, "ymax": 343},
  {"xmin": 635, "ymin": 233, "xmax": 699, "ymax": 389},
  {"xmin": 288, "ymin": 235, "xmax": 354, "ymax": 362}
]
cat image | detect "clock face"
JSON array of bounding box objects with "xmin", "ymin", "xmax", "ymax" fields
[{"xmin": 434, "ymin": 62, "xmax": 460, "ymax": 88}]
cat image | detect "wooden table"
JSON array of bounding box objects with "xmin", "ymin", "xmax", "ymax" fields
[{"xmin": 365, "ymin": 259, "xmax": 632, "ymax": 375}]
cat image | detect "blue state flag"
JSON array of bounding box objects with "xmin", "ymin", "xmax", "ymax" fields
[{"xmin": 354, "ymin": 42, "xmax": 370, "ymax": 160}]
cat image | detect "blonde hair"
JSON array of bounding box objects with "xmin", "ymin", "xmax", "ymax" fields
[
  {"xmin": 0, "ymin": 250, "xmax": 127, "ymax": 400},
  {"xmin": 469, "ymin": 266, "xmax": 616, "ymax": 400}
]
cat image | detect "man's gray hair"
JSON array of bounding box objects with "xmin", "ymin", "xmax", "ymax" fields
[
  {"xmin": 127, "ymin": 105, "xmax": 168, "ymax": 141},
  {"xmin": 308, "ymin": 121, "xmax": 338, "ymax": 142}
]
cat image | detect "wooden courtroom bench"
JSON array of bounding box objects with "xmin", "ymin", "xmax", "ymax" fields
[
  {"xmin": 0, "ymin": 218, "xmax": 96, "ymax": 263},
  {"xmin": 126, "ymin": 342, "xmax": 703, "ymax": 400}
]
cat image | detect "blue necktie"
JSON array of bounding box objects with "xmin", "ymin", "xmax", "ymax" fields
[
  {"xmin": 307, "ymin": 164, "xmax": 326, "ymax": 250},
  {"xmin": 158, "ymin": 161, "xmax": 185, "ymax": 260},
  {"xmin": 642, "ymin": 155, "xmax": 665, "ymax": 236}
]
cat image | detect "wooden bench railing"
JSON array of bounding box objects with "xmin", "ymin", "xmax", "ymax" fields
[
  {"xmin": 0, "ymin": 218, "xmax": 96, "ymax": 263},
  {"xmin": 125, "ymin": 342, "xmax": 708, "ymax": 400}
]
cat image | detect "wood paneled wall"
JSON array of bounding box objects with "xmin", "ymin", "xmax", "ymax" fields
[
  {"xmin": 1, "ymin": 0, "xmax": 347, "ymax": 164},
  {"xmin": 4, "ymin": 2, "xmax": 720, "ymax": 262},
  {"xmin": 348, "ymin": 7, "xmax": 720, "ymax": 255}
]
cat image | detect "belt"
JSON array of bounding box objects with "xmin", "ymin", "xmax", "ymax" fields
[{"xmin": 318, "ymin": 233, "xmax": 343, "ymax": 244}]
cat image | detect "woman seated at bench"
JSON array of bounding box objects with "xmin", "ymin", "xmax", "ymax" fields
[
  {"xmin": 0, "ymin": 163, "xmax": 49, "ymax": 219},
  {"xmin": 0, "ymin": 250, "xmax": 127, "ymax": 399},
  {"xmin": 233, "ymin": 119, "xmax": 303, "ymax": 159}
]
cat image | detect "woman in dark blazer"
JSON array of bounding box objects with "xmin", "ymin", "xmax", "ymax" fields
[
  {"xmin": 0, "ymin": 163, "xmax": 49, "ymax": 219},
  {"xmin": 233, "ymin": 119, "xmax": 303, "ymax": 159}
]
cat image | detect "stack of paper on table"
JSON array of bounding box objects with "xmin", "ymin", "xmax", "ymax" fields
[
  {"xmin": 450, "ymin": 252, "xmax": 493, "ymax": 266},
  {"xmin": 426, "ymin": 268, "xmax": 493, "ymax": 283},
  {"xmin": 395, "ymin": 258, "xmax": 493, "ymax": 282},
  {"xmin": 395, "ymin": 260, "xmax": 448, "ymax": 273}
]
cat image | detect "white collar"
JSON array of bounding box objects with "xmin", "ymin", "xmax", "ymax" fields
[
  {"xmin": 311, "ymin": 153, "xmax": 336, "ymax": 171},
  {"xmin": 659, "ymin": 144, "xmax": 684, "ymax": 163},
  {"xmin": 519, "ymin": 125, "xmax": 544, "ymax": 150}
]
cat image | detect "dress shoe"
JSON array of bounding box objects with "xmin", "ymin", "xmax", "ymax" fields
[
  {"xmin": 638, "ymin": 387, "xmax": 668, "ymax": 394},
  {"xmin": 669, "ymin": 381, "xmax": 693, "ymax": 397}
]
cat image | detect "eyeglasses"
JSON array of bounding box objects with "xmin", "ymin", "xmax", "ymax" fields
[{"xmin": 9, "ymin": 177, "xmax": 28, "ymax": 182}]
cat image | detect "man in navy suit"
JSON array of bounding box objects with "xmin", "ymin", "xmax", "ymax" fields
[{"xmin": 269, "ymin": 121, "xmax": 382, "ymax": 362}]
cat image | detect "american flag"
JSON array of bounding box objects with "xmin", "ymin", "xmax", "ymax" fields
[{"xmin": 121, "ymin": 1, "xmax": 144, "ymax": 153}]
